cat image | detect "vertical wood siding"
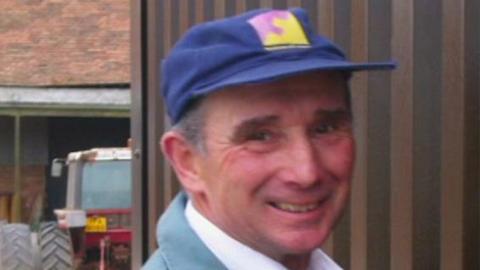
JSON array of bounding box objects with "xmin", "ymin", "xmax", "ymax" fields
[{"xmin": 132, "ymin": 0, "xmax": 480, "ymax": 268}]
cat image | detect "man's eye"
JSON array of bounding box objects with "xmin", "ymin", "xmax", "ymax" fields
[
  {"xmin": 313, "ymin": 123, "xmax": 335, "ymax": 134},
  {"xmin": 246, "ymin": 131, "xmax": 273, "ymax": 141}
]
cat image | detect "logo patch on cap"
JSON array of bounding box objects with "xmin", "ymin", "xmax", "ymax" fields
[{"xmin": 248, "ymin": 10, "xmax": 310, "ymax": 50}]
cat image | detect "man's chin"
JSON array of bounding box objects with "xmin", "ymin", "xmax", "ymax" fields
[{"xmin": 271, "ymin": 231, "xmax": 330, "ymax": 257}]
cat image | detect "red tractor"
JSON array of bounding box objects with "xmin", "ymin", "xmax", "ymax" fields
[
  {"xmin": 53, "ymin": 147, "xmax": 132, "ymax": 269},
  {"xmin": 0, "ymin": 148, "xmax": 132, "ymax": 269}
]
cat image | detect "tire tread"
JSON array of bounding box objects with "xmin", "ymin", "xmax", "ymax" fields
[
  {"xmin": 38, "ymin": 222, "xmax": 74, "ymax": 270},
  {"xmin": 0, "ymin": 224, "xmax": 35, "ymax": 270}
]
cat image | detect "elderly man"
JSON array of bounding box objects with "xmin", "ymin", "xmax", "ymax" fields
[{"xmin": 143, "ymin": 8, "xmax": 395, "ymax": 270}]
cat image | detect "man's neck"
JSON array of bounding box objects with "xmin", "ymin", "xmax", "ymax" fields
[{"xmin": 280, "ymin": 254, "xmax": 311, "ymax": 270}]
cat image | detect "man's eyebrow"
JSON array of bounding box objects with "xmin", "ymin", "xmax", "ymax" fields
[
  {"xmin": 314, "ymin": 108, "xmax": 352, "ymax": 118},
  {"xmin": 234, "ymin": 115, "xmax": 280, "ymax": 131},
  {"xmin": 230, "ymin": 115, "xmax": 279, "ymax": 141}
]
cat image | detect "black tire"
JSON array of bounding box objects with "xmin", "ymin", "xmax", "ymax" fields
[
  {"xmin": 0, "ymin": 223, "xmax": 35, "ymax": 270},
  {"xmin": 38, "ymin": 222, "xmax": 74, "ymax": 270}
]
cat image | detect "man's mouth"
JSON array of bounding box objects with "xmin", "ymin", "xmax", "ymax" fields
[{"xmin": 270, "ymin": 202, "xmax": 320, "ymax": 213}]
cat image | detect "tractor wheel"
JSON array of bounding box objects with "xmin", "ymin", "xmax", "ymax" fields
[
  {"xmin": 38, "ymin": 222, "xmax": 74, "ymax": 270},
  {"xmin": 0, "ymin": 223, "xmax": 35, "ymax": 270}
]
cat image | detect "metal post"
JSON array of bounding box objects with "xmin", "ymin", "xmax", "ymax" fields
[
  {"xmin": 11, "ymin": 115, "xmax": 22, "ymax": 222},
  {"xmin": 130, "ymin": 0, "xmax": 148, "ymax": 267},
  {"xmin": 131, "ymin": 0, "xmax": 166, "ymax": 267}
]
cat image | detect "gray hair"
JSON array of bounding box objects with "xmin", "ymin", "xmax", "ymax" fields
[{"xmin": 172, "ymin": 97, "xmax": 207, "ymax": 152}]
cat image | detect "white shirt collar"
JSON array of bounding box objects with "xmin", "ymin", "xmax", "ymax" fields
[{"xmin": 185, "ymin": 200, "xmax": 342, "ymax": 270}]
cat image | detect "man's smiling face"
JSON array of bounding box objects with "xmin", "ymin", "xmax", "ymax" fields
[{"xmin": 189, "ymin": 71, "xmax": 355, "ymax": 262}]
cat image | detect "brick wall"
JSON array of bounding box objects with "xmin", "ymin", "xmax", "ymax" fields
[
  {"xmin": 0, "ymin": 165, "xmax": 46, "ymax": 222},
  {"xmin": 0, "ymin": 0, "xmax": 130, "ymax": 86},
  {"xmin": 0, "ymin": 166, "xmax": 14, "ymax": 193}
]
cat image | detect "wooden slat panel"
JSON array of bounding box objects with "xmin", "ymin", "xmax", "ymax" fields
[
  {"xmin": 258, "ymin": 0, "xmax": 273, "ymax": 8},
  {"xmin": 259, "ymin": 0, "xmax": 273, "ymax": 8},
  {"xmin": 271, "ymin": 0, "xmax": 287, "ymax": 9},
  {"xmin": 195, "ymin": 0, "xmax": 205, "ymax": 23},
  {"xmin": 463, "ymin": 0, "xmax": 480, "ymax": 268},
  {"xmin": 225, "ymin": 0, "xmax": 236, "ymax": 16},
  {"xmin": 163, "ymin": 0, "xmax": 173, "ymax": 55},
  {"xmin": 236, "ymin": 0, "xmax": 247, "ymax": 13},
  {"xmin": 214, "ymin": 0, "xmax": 226, "ymax": 18},
  {"xmin": 349, "ymin": 1, "xmax": 368, "ymax": 269},
  {"xmin": 367, "ymin": 1, "xmax": 392, "ymax": 269},
  {"xmin": 246, "ymin": 0, "xmax": 260, "ymax": 10},
  {"xmin": 317, "ymin": 0, "xmax": 334, "ymax": 39},
  {"xmin": 161, "ymin": 0, "xmax": 176, "ymax": 210},
  {"xmin": 390, "ymin": 0, "xmax": 414, "ymax": 269},
  {"xmin": 440, "ymin": 0, "xmax": 465, "ymax": 269},
  {"xmin": 333, "ymin": 0, "xmax": 350, "ymax": 55},
  {"xmin": 413, "ymin": 0, "xmax": 442, "ymax": 268},
  {"xmin": 287, "ymin": 0, "xmax": 301, "ymax": 7},
  {"xmin": 179, "ymin": 0, "xmax": 189, "ymax": 34},
  {"xmin": 146, "ymin": 0, "xmax": 170, "ymax": 257},
  {"xmin": 203, "ymin": 0, "xmax": 215, "ymax": 21}
]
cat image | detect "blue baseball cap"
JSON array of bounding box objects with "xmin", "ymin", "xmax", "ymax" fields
[{"xmin": 163, "ymin": 8, "xmax": 396, "ymax": 123}]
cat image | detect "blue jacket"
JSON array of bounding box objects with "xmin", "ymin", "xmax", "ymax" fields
[{"xmin": 142, "ymin": 192, "xmax": 227, "ymax": 269}]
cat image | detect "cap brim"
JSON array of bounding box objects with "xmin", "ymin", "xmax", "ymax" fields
[{"xmin": 193, "ymin": 58, "xmax": 396, "ymax": 97}]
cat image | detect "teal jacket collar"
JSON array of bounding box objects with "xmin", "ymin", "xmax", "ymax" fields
[{"xmin": 143, "ymin": 192, "xmax": 227, "ymax": 269}]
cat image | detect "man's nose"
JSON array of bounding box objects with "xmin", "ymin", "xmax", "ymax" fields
[{"xmin": 282, "ymin": 136, "xmax": 324, "ymax": 188}]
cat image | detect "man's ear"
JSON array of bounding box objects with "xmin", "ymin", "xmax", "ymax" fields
[{"xmin": 160, "ymin": 131, "xmax": 205, "ymax": 193}]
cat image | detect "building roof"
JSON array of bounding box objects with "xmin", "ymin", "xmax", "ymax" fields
[
  {"xmin": 0, "ymin": 86, "xmax": 130, "ymax": 117},
  {"xmin": 0, "ymin": 87, "xmax": 130, "ymax": 107},
  {"xmin": 0, "ymin": 0, "xmax": 130, "ymax": 86}
]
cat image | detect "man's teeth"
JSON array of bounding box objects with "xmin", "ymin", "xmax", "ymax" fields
[{"xmin": 273, "ymin": 202, "xmax": 319, "ymax": 213}]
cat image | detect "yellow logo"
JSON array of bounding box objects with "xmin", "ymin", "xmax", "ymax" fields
[{"xmin": 248, "ymin": 10, "xmax": 310, "ymax": 50}]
